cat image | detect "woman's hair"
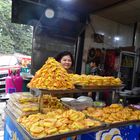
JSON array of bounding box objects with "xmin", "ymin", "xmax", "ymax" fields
[{"xmin": 55, "ymin": 51, "xmax": 74, "ymax": 67}]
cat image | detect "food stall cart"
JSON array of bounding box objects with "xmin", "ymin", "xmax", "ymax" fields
[
  {"xmin": 4, "ymin": 88, "xmax": 140, "ymax": 140},
  {"xmin": 4, "ymin": 57, "xmax": 140, "ymax": 140},
  {"xmin": 4, "ymin": 108, "xmax": 140, "ymax": 140},
  {"xmin": 7, "ymin": 1, "xmax": 140, "ymax": 140}
]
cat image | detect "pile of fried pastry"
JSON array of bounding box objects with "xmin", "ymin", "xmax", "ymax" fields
[
  {"xmin": 69, "ymin": 74, "xmax": 122, "ymax": 86},
  {"xmin": 28, "ymin": 57, "xmax": 122, "ymax": 90},
  {"xmin": 28, "ymin": 57, "xmax": 74, "ymax": 90},
  {"xmin": 41, "ymin": 95, "xmax": 66, "ymax": 113},
  {"xmin": 16, "ymin": 94, "xmax": 140, "ymax": 139},
  {"xmin": 7, "ymin": 92, "xmax": 39, "ymax": 118},
  {"xmin": 83, "ymin": 104, "xmax": 140, "ymax": 123},
  {"xmin": 17, "ymin": 109, "xmax": 101, "ymax": 138},
  {"xmin": 7, "ymin": 94, "xmax": 66, "ymax": 118}
]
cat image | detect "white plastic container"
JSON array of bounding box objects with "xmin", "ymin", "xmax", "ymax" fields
[{"xmin": 60, "ymin": 97, "xmax": 76, "ymax": 105}]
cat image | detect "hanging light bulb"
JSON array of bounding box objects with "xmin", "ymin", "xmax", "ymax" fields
[
  {"xmin": 114, "ymin": 36, "xmax": 120, "ymax": 41},
  {"xmin": 45, "ymin": 8, "xmax": 55, "ymax": 19}
]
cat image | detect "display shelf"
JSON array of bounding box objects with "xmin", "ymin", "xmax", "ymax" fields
[
  {"xmin": 84, "ymin": 112, "xmax": 140, "ymax": 129},
  {"xmin": 105, "ymin": 120, "xmax": 140, "ymax": 129},
  {"xmin": 31, "ymin": 84, "xmax": 124, "ymax": 94},
  {"xmin": 5, "ymin": 108, "xmax": 30, "ymax": 140},
  {"xmin": 30, "ymin": 85, "xmax": 124, "ymax": 112},
  {"xmin": 20, "ymin": 122, "xmax": 105, "ymax": 140},
  {"xmin": 5, "ymin": 107, "xmax": 140, "ymax": 140},
  {"xmin": 74, "ymin": 84, "xmax": 124, "ymax": 90},
  {"xmin": 4, "ymin": 83, "xmax": 140, "ymax": 140},
  {"xmin": 5, "ymin": 108, "xmax": 106, "ymax": 140}
]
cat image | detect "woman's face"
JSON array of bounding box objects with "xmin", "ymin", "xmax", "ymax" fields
[{"xmin": 60, "ymin": 55, "xmax": 72, "ymax": 70}]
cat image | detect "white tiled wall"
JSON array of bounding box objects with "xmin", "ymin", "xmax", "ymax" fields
[
  {"xmin": 82, "ymin": 15, "xmax": 135, "ymax": 73},
  {"xmin": 84, "ymin": 15, "xmax": 134, "ymax": 50}
]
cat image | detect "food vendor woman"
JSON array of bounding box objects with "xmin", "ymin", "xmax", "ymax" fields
[
  {"xmin": 55, "ymin": 51, "xmax": 77, "ymax": 140},
  {"xmin": 55, "ymin": 51, "xmax": 74, "ymax": 73}
]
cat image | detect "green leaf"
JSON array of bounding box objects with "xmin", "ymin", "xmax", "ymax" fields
[{"xmin": 0, "ymin": 0, "xmax": 33, "ymax": 55}]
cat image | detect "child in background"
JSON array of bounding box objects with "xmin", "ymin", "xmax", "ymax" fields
[{"xmin": 89, "ymin": 59, "xmax": 101, "ymax": 75}]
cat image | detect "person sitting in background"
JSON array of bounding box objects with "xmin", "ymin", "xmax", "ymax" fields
[
  {"xmin": 55, "ymin": 51, "xmax": 74, "ymax": 73},
  {"xmin": 89, "ymin": 59, "xmax": 101, "ymax": 75},
  {"xmin": 89, "ymin": 59, "xmax": 102, "ymax": 100}
]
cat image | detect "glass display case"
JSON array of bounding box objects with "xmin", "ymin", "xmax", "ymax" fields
[{"xmin": 119, "ymin": 51, "xmax": 135, "ymax": 90}]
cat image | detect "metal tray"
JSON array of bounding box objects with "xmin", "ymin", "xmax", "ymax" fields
[
  {"xmin": 5, "ymin": 108, "xmax": 106, "ymax": 140},
  {"xmin": 23, "ymin": 125, "xmax": 105, "ymax": 140},
  {"xmin": 30, "ymin": 84, "xmax": 124, "ymax": 95},
  {"xmin": 105, "ymin": 120, "xmax": 140, "ymax": 128},
  {"xmin": 5, "ymin": 108, "xmax": 140, "ymax": 140},
  {"xmin": 5, "ymin": 108, "xmax": 105, "ymax": 140},
  {"xmin": 86, "ymin": 116, "xmax": 140, "ymax": 128},
  {"xmin": 18, "ymin": 120, "xmax": 106, "ymax": 140},
  {"xmin": 75, "ymin": 84, "xmax": 124, "ymax": 90},
  {"xmin": 82, "ymin": 111, "xmax": 140, "ymax": 128},
  {"xmin": 30, "ymin": 88, "xmax": 80, "ymax": 94},
  {"xmin": 105, "ymin": 106, "xmax": 140, "ymax": 127}
]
